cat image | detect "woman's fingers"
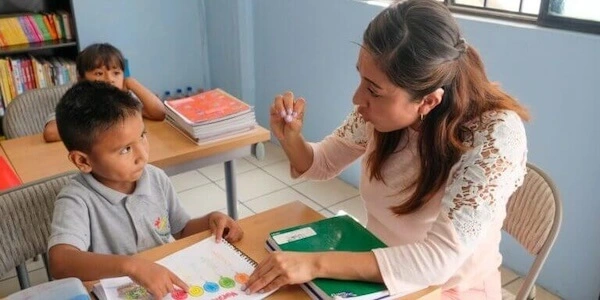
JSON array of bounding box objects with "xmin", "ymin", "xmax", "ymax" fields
[
  {"xmin": 292, "ymin": 98, "xmax": 306, "ymax": 120},
  {"xmin": 273, "ymin": 94, "xmax": 286, "ymax": 118},
  {"xmin": 282, "ymin": 92, "xmax": 295, "ymax": 118}
]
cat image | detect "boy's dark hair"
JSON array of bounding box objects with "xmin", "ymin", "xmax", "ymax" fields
[
  {"xmin": 76, "ymin": 43, "xmax": 125, "ymax": 79},
  {"xmin": 56, "ymin": 81, "xmax": 142, "ymax": 152}
]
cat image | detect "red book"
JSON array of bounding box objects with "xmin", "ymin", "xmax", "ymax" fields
[
  {"xmin": 0, "ymin": 156, "xmax": 21, "ymax": 191},
  {"xmin": 164, "ymin": 89, "xmax": 251, "ymax": 125}
]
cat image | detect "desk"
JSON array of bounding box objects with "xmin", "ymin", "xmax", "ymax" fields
[
  {"xmin": 85, "ymin": 202, "xmax": 440, "ymax": 299},
  {"xmin": 0, "ymin": 120, "xmax": 270, "ymax": 219}
]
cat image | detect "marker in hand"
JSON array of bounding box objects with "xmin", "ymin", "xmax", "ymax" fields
[{"xmin": 281, "ymin": 109, "xmax": 297, "ymax": 123}]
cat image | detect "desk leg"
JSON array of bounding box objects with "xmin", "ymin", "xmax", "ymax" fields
[{"xmin": 224, "ymin": 160, "xmax": 238, "ymax": 220}]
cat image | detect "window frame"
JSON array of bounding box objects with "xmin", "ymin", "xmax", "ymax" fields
[
  {"xmin": 435, "ymin": 0, "xmax": 600, "ymax": 35},
  {"xmin": 536, "ymin": 0, "xmax": 600, "ymax": 35}
]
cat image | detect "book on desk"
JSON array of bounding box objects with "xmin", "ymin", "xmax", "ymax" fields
[
  {"xmin": 164, "ymin": 88, "xmax": 257, "ymax": 144},
  {"xmin": 93, "ymin": 237, "xmax": 274, "ymax": 300},
  {"xmin": 266, "ymin": 215, "xmax": 394, "ymax": 300}
]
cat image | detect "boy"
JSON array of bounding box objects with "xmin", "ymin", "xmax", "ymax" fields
[
  {"xmin": 43, "ymin": 43, "xmax": 165, "ymax": 142},
  {"xmin": 48, "ymin": 81, "xmax": 242, "ymax": 298}
]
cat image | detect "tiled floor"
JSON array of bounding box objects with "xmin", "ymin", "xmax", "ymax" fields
[{"xmin": 0, "ymin": 142, "xmax": 562, "ymax": 299}]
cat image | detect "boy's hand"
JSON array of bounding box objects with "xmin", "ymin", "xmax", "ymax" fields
[
  {"xmin": 208, "ymin": 211, "xmax": 244, "ymax": 243},
  {"xmin": 126, "ymin": 257, "xmax": 188, "ymax": 299}
]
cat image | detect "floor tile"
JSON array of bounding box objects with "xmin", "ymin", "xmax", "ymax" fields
[
  {"xmin": 293, "ymin": 178, "xmax": 359, "ymax": 208},
  {"xmin": 198, "ymin": 159, "xmax": 257, "ymax": 181},
  {"xmin": 178, "ymin": 183, "xmax": 227, "ymax": 218},
  {"xmin": 327, "ymin": 196, "xmax": 367, "ymax": 226},
  {"xmin": 244, "ymin": 188, "xmax": 323, "ymax": 214},
  {"xmin": 219, "ymin": 202, "xmax": 255, "ymax": 220},
  {"xmin": 262, "ymin": 161, "xmax": 306, "ymax": 186},
  {"xmin": 500, "ymin": 266, "xmax": 520, "ymax": 286},
  {"xmin": 504, "ymin": 278, "xmax": 562, "ymax": 300},
  {"xmin": 1, "ymin": 257, "xmax": 46, "ymax": 281},
  {"xmin": 245, "ymin": 142, "xmax": 287, "ymax": 167},
  {"xmin": 501, "ymin": 288, "xmax": 516, "ymax": 300},
  {"xmin": 0, "ymin": 268, "xmax": 48, "ymax": 298},
  {"xmin": 215, "ymin": 169, "xmax": 287, "ymax": 202},
  {"xmin": 169, "ymin": 170, "xmax": 210, "ymax": 192},
  {"xmin": 318, "ymin": 209, "xmax": 335, "ymax": 218}
]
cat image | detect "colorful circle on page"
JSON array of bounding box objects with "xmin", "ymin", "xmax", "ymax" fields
[
  {"xmin": 188, "ymin": 285, "xmax": 204, "ymax": 297},
  {"xmin": 203, "ymin": 282, "xmax": 220, "ymax": 293},
  {"xmin": 234, "ymin": 273, "xmax": 250, "ymax": 284},
  {"xmin": 219, "ymin": 276, "xmax": 236, "ymax": 288},
  {"xmin": 171, "ymin": 289, "xmax": 188, "ymax": 300}
]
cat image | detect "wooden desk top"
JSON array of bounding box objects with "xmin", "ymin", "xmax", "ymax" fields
[
  {"xmin": 0, "ymin": 120, "xmax": 270, "ymax": 184},
  {"xmin": 86, "ymin": 202, "xmax": 439, "ymax": 300}
]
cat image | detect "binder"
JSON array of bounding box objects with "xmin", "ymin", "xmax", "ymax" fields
[{"xmin": 267, "ymin": 215, "xmax": 392, "ymax": 300}]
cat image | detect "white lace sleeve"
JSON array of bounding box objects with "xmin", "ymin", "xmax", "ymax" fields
[
  {"xmin": 371, "ymin": 110, "xmax": 528, "ymax": 295},
  {"xmin": 333, "ymin": 106, "xmax": 369, "ymax": 147},
  {"xmin": 443, "ymin": 110, "xmax": 528, "ymax": 248}
]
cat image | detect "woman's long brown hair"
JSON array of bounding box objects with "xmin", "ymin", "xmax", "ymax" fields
[{"xmin": 363, "ymin": 0, "xmax": 529, "ymax": 215}]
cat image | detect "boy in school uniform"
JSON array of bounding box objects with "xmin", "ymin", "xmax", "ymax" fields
[
  {"xmin": 43, "ymin": 43, "xmax": 166, "ymax": 142},
  {"xmin": 47, "ymin": 81, "xmax": 242, "ymax": 298}
]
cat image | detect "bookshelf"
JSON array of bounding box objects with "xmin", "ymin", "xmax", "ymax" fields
[
  {"xmin": 0, "ymin": 0, "xmax": 79, "ymax": 57},
  {"xmin": 0, "ymin": 0, "xmax": 79, "ymax": 134}
]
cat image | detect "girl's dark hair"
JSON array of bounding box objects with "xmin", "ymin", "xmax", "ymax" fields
[
  {"xmin": 363, "ymin": 0, "xmax": 529, "ymax": 214},
  {"xmin": 56, "ymin": 81, "xmax": 142, "ymax": 153},
  {"xmin": 76, "ymin": 43, "xmax": 125, "ymax": 79}
]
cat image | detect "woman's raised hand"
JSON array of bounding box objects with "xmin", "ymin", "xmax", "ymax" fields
[{"xmin": 270, "ymin": 91, "xmax": 306, "ymax": 141}]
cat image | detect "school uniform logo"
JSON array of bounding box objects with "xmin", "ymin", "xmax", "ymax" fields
[{"xmin": 153, "ymin": 216, "xmax": 171, "ymax": 241}]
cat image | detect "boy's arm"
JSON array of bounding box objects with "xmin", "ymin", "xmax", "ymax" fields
[
  {"xmin": 173, "ymin": 214, "xmax": 210, "ymax": 240},
  {"xmin": 124, "ymin": 77, "xmax": 166, "ymax": 121},
  {"xmin": 43, "ymin": 121, "xmax": 61, "ymax": 142},
  {"xmin": 173, "ymin": 212, "xmax": 243, "ymax": 242},
  {"xmin": 49, "ymin": 244, "xmax": 134, "ymax": 280},
  {"xmin": 49, "ymin": 244, "xmax": 188, "ymax": 298}
]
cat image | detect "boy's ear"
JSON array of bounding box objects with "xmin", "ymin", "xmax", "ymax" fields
[{"xmin": 68, "ymin": 151, "xmax": 92, "ymax": 173}]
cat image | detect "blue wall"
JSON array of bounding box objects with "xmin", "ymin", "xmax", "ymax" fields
[
  {"xmin": 72, "ymin": 0, "xmax": 210, "ymax": 97},
  {"xmin": 204, "ymin": 0, "xmax": 600, "ymax": 298},
  {"xmin": 203, "ymin": 0, "xmax": 255, "ymax": 104}
]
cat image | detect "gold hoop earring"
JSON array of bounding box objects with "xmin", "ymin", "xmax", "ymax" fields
[{"xmin": 420, "ymin": 114, "xmax": 424, "ymax": 121}]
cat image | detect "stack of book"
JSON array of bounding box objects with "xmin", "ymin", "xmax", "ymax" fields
[
  {"xmin": 266, "ymin": 215, "xmax": 395, "ymax": 300},
  {"xmin": 164, "ymin": 88, "xmax": 257, "ymax": 144}
]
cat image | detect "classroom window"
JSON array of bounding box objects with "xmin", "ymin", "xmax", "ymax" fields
[{"xmin": 373, "ymin": 0, "xmax": 600, "ymax": 35}]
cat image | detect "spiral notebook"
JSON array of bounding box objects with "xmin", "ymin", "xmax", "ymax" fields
[{"xmin": 93, "ymin": 237, "xmax": 274, "ymax": 300}]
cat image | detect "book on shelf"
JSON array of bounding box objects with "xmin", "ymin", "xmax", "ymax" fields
[
  {"xmin": 0, "ymin": 12, "xmax": 74, "ymax": 48},
  {"xmin": 266, "ymin": 215, "xmax": 394, "ymax": 300},
  {"xmin": 0, "ymin": 55, "xmax": 75, "ymax": 108},
  {"xmin": 164, "ymin": 88, "xmax": 257, "ymax": 143},
  {"xmin": 93, "ymin": 237, "xmax": 274, "ymax": 300}
]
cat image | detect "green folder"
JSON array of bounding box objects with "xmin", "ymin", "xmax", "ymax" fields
[{"xmin": 267, "ymin": 215, "xmax": 391, "ymax": 300}]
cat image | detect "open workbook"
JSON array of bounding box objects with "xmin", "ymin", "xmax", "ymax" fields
[{"xmin": 93, "ymin": 237, "xmax": 274, "ymax": 300}]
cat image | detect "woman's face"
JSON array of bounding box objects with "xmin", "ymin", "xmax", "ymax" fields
[{"xmin": 352, "ymin": 48, "xmax": 421, "ymax": 132}]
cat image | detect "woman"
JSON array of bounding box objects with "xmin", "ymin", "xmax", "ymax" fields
[{"xmin": 244, "ymin": 0, "xmax": 529, "ymax": 298}]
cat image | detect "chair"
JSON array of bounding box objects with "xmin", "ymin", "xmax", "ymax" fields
[
  {"xmin": 0, "ymin": 172, "xmax": 75, "ymax": 289},
  {"xmin": 502, "ymin": 163, "xmax": 563, "ymax": 300},
  {"xmin": 2, "ymin": 84, "xmax": 72, "ymax": 139}
]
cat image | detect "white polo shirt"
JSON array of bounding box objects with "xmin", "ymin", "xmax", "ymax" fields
[{"xmin": 48, "ymin": 164, "xmax": 190, "ymax": 255}]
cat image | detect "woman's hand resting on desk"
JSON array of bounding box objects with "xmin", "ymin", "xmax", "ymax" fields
[
  {"xmin": 242, "ymin": 252, "xmax": 318, "ymax": 293},
  {"xmin": 126, "ymin": 257, "xmax": 188, "ymax": 299},
  {"xmin": 270, "ymin": 91, "xmax": 306, "ymax": 141}
]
